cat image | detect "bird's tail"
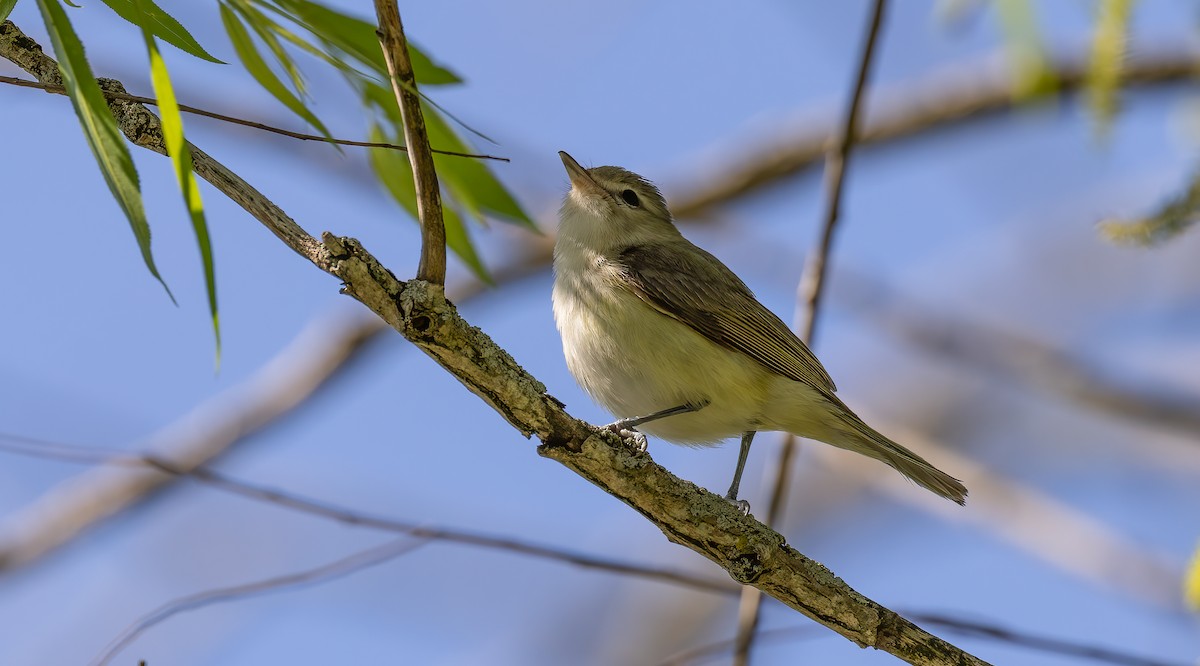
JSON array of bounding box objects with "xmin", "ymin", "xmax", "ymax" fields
[{"xmin": 822, "ymin": 397, "xmax": 967, "ymax": 505}]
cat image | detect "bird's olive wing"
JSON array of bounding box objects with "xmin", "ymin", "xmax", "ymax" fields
[{"xmin": 615, "ymin": 244, "xmax": 837, "ymax": 393}]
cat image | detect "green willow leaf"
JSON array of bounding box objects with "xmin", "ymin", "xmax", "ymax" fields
[
  {"xmin": 137, "ymin": 0, "xmax": 220, "ymax": 359},
  {"xmin": 424, "ymin": 107, "xmax": 533, "ymax": 228},
  {"xmin": 265, "ymin": 0, "xmax": 460, "ymax": 84},
  {"xmin": 37, "ymin": 0, "xmax": 174, "ymax": 302},
  {"xmin": 363, "ymin": 82, "xmax": 531, "ymax": 230},
  {"xmin": 1086, "ymin": 0, "xmax": 1135, "ymax": 137},
  {"xmin": 367, "ymin": 124, "xmax": 490, "ymax": 282},
  {"xmin": 98, "ymin": 0, "xmax": 224, "ymax": 63},
  {"xmin": 1, "ymin": 0, "xmax": 19, "ymax": 24},
  {"xmin": 1187, "ymin": 540, "xmax": 1200, "ymax": 611},
  {"xmin": 228, "ymin": 1, "xmax": 306, "ymax": 98},
  {"xmin": 220, "ymin": 3, "xmax": 332, "ymax": 140},
  {"xmin": 994, "ymin": 0, "xmax": 1058, "ymax": 100}
]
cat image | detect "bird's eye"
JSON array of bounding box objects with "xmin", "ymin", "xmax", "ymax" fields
[{"xmin": 620, "ymin": 189, "xmax": 641, "ymax": 207}]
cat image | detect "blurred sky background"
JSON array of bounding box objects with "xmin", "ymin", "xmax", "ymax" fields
[{"xmin": 2, "ymin": 1, "xmax": 1200, "ymax": 664}]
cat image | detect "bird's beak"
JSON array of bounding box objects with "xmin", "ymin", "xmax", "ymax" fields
[{"xmin": 559, "ymin": 151, "xmax": 607, "ymax": 199}]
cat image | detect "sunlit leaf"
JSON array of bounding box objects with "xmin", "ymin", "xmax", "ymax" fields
[
  {"xmin": 36, "ymin": 0, "xmax": 174, "ymax": 301},
  {"xmin": 136, "ymin": 0, "xmax": 220, "ymax": 360},
  {"xmin": 1, "ymin": 0, "xmax": 19, "ymax": 23},
  {"xmin": 97, "ymin": 0, "xmax": 224, "ymax": 63},
  {"xmin": 994, "ymin": 0, "xmax": 1058, "ymax": 100},
  {"xmin": 1100, "ymin": 168, "xmax": 1200, "ymax": 246},
  {"xmin": 228, "ymin": 1, "xmax": 307, "ymax": 98},
  {"xmin": 424, "ymin": 107, "xmax": 532, "ymax": 228},
  {"xmin": 367, "ymin": 124, "xmax": 490, "ymax": 282},
  {"xmin": 220, "ymin": 3, "xmax": 332, "ymax": 140},
  {"xmin": 1187, "ymin": 540, "xmax": 1200, "ymax": 611},
  {"xmin": 1086, "ymin": 0, "xmax": 1135, "ymax": 137},
  {"xmin": 264, "ymin": 0, "xmax": 460, "ymax": 84},
  {"xmin": 363, "ymin": 82, "xmax": 532, "ymax": 231}
]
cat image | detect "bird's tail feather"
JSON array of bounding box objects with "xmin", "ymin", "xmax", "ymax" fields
[{"xmin": 826, "ymin": 401, "xmax": 967, "ymax": 505}]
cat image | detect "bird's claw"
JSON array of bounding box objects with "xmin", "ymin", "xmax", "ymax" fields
[
  {"xmin": 604, "ymin": 422, "xmax": 648, "ymax": 453},
  {"xmin": 725, "ymin": 497, "xmax": 751, "ymax": 516}
]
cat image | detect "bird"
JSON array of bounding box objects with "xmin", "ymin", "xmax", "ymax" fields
[{"xmin": 551, "ymin": 151, "xmax": 967, "ymax": 512}]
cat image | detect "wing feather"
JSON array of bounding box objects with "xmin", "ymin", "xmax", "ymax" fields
[{"xmin": 615, "ymin": 244, "xmax": 837, "ymax": 393}]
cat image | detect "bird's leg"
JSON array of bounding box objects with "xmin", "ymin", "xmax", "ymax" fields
[
  {"xmin": 605, "ymin": 400, "xmax": 710, "ymax": 453},
  {"xmin": 723, "ymin": 431, "xmax": 756, "ymax": 515}
]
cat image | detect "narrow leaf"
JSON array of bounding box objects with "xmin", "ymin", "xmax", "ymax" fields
[
  {"xmin": 1086, "ymin": 0, "xmax": 1135, "ymax": 137},
  {"xmin": 97, "ymin": 0, "xmax": 224, "ymax": 63},
  {"xmin": 220, "ymin": 3, "xmax": 332, "ymax": 140},
  {"xmin": 229, "ymin": 2, "xmax": 307, "ymax": 98},
  {"xmin": 36, "ymin": 0, "xmax": 174, "ymax": 301},
  {"xmin": 1187, "ymin": 540, "xmax": 1200, "ymax": 611},
  {"xmin": 994, "ymin": 0, "xmax": 1058, "ymax": 100},
  {"xmin": 424, "ymin": 107, "xmax": 533, "ymax": 229},
  {"xmin": 265, "ymin": 0, "xmax": 460, "ymax": 84},
  {"xmin": 367, "ymin": 124, "xmax": 490, "ymax": 282},
  {"xmin": 137, "ymin": 0, "xmax": 220, "ymax": 359},
  {"xmin": 1, "ymin": 0, "xmax": 19, "ymax": 23},
  {"xmin": 363, "ymin": 82, "xmax": 532, "ymax": 231}
]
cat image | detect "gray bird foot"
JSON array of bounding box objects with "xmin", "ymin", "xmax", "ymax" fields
[
  {"xmin": 604, "ymin": 422, "xmax": 648, "ymax": 453},
  {"xmin": 725, "ymin": 497, "xmax": 751, "ymax": 516}
]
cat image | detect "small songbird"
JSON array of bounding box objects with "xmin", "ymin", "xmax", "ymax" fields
[{"xmin": 551, "ymin": 151, "xmax": 966, "ymax": 512}]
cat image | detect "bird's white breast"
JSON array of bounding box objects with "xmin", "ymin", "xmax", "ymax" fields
[{"xmin": 552, "ymin": 242, "xmax": 770, "ymax": 445}]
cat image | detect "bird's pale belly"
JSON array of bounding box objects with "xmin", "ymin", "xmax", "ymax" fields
[{"xmin": 554, "ymin": 281, "xmax": 770, "ymax": 445}]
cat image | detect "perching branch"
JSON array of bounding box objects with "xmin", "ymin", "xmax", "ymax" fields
[
  {"xmin": 0, "ymin": 74, "xmax": 509, "ymax": 159},
  {"xmin": 733, "ymin": 2, "xmax": 887, "ymax": 662},
  {"xmin": 1, "ymin": 19, "xmax": 988, "ymax": 665},
  {"xmin": 372, "ymin": 1, "xmax": 447, "ymax": 285}
]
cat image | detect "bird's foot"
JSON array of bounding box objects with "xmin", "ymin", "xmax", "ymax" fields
[
  {"xmin": 724, "ymin": 496, "xmax": 751, "ymax": 516},
  {"xmin": 603, "ymin": 421, "xmax": 648, "ymax": 453}
]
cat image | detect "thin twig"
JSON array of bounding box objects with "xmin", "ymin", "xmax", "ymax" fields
[
  {"xmin": 663, "ymin": 612, "xmax": 1188, "ymax": 666},
  {"xmin": 841, "ymin": 272, "xmax": 1200, "ymax": 443},
  {"xmin": 0, "ymin": 433, "xmax": 737, "ymax": 596},
  {"xmin": 0, "ymin": 74, "xmax": 508, "ymax": 161},
  {"xmin": 372, "ymin": 2, "xmax": 447, "ymax": 285},
  {"xmin": 732, "ymin": 3, "xmax": 888, "ymax": 664},
  {"xmin": 0, "ymin": 314, "xmax": 383, "ymax": 571},
  {"xmin": 90, "ymin": 538, "xmax": 429, "ymax": 666}
]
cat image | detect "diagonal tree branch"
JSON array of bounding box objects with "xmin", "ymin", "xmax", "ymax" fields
[
  {"xmin": 1, "ymin": 19, "xmax": 988, "ymax": 665},
  {"xmin": 669, "ymin": 47, "xmax": 1200, "ymax": 220},
  {"xmin": 373, "ymin": 1, "xmax": 446, "ymax": 285}
]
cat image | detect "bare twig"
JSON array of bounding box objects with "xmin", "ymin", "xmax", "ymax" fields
[
  {"xmin": 0, "ymin": 74, "xmax": 508, "ymax": 160},
  {"xmin": 732, "ymin": 3, "xmax": 888, "ymax": 663},
  {"xmin": 0, "ymin": 433, "xmax": 737, "ymax": 596},
  {"xmin": 842, "ymin": 273, "xmax": 1200, "ymax": 443},
  {"xmin": 809, "ymin": 423, "xmax": 1181, "ymax": 607},
  {"xmin": 1099, "ymin": 163, "xmax": 1200, "ymax": 246},
  {"xmin": 669, "ymin": 47, "xmax": 1200, "ymax": 220},
  {"xmin": 664, "ymin": 611, "xmax": 1188, "ymax": 666},
  {"xmin": 0, "ymin": 313, "xmax": 383, "ymax": 571},
  {"xmin": 372, "ymin": 3, "xmax": 446, "ymax": 285},
  {"xmin": 0, "ymin": 20, "xmax": 988, "ymax": 664},
  {"xmin": 91, "ymin": 537, "xmax": 429, "ymax": 666}
]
